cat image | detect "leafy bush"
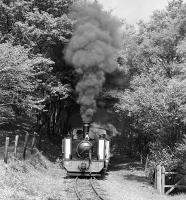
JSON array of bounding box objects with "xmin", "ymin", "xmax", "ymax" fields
[
  {"xmin": 148, "ymin": 144, "xmax": 178, "ymax": 179},
  {"xmin": 0, "ymin": 42, "xmax": 54, "ymax": 124},
  {"xmin": 174, "ymin": 135, "xmax": 186, "ymax": 173},
  {"xmin": 147, "ymin": 135, "xmax": 186, "ymax": 181}
]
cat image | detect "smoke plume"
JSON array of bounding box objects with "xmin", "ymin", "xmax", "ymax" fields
[{"xmin": 65, "ymin": 1, "xmax": 121, "ymax": 122}]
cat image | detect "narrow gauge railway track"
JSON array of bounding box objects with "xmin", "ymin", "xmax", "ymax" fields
[{"xmin": 74, "ymin": 177, "xmax": 107, "ymax": 200}]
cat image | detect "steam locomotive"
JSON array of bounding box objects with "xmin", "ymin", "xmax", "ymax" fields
[{"xmin": 62, "ymin": 123, "xmax": 110, "ymax": 176}]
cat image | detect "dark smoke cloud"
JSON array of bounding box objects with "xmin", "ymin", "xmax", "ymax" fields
[{"xmin": 65, "ymin": 0, "xmax": 121, "ymax": 122}]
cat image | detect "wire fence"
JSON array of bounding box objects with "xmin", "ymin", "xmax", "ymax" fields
[{"xmin": 2, "ymin": 132, "xmax": 39, "ymax": 163}]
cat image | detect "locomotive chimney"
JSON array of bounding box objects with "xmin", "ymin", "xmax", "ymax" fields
[{"xmin": 83, "ymin": 123, "xmax": 90, "ymax": 138}]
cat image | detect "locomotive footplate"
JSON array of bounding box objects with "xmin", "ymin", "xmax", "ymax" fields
[
  {"xmin": 67, "ymin": 172, "xmax": 102, "ymax": 177},
  {"xmin": 63, "ymin": 159, "xmax": 104, "ymax": 176}
]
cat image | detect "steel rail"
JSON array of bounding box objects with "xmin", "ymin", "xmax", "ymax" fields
[
  {"xmin": 90, "ymin": 177, "xmax": 105, "ymax": 200},
  {"xmin": 74, "ymin": 177, "xmax": 105, "ymax": 200},
  {"xmin": 74, "ymin": 177, "xmax": 82, "ymax": 200}
]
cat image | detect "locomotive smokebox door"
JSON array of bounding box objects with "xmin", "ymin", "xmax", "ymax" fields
[{"xmin": 76, "ymin": 140, "xmax": 93, "ymax": 159}]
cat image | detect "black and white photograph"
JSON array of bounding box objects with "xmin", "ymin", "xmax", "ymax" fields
[{"xmin": 0, "ymin": 0, "xmax": 186, "ymax": 199}]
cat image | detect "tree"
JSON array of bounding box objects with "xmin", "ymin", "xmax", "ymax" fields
[
  {"xmin": 112, "ymin": 0, "xmax": 186, "ymax": 157},
  {"xmin": 0, "ymin": 0, "xmax": 76, "ymax": 137},
  {"xmin": 0, "ymin": 0, "xmax": 74, "ymax": 85},
  {"xmin": 0, "ymin": 42, "xmax": 56, "ymax": 127}
]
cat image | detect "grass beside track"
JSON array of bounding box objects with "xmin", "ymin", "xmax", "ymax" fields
[
  {"xmin": 99, "ymin": 158, "xmax": 186, "ymax": 200},
  {"xmin": 0, "ymin": 151, "xmax": 66, "ymax": 200}
]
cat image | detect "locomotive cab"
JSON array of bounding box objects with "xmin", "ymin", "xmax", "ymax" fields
[{"xmin": 62, "ymin": 123, "xmax": 110, "ymax": 176}]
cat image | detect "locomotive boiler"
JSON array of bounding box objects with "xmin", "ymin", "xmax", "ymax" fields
[{"xmin": 62, "ymin": 123, "xmax": 110, "ymax": 176}]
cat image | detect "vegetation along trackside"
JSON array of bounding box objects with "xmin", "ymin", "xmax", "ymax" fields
[{"xmin": 0, "ymin": 0, "xmax": 186, "ymax": 199}]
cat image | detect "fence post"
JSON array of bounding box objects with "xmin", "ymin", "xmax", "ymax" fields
[
  {"xmin": 140, "ymin": 151, "xmax": 143, "ymax": 165},
  {"xmin": 4, "ymin": 137, "xmax": 9, "ymax": 163},
  {"xmin": 161, "ymin": 166, "xmax": 165, "ymax": 194},
  {"xmin": 31, "ymin": 132, "xmax": 37, "ymax": 154},
  {"xmin": 23, "ymin": 132, "xmax": 29, "ymax": 160},
  {"xmin": 157, "ymin": 165, "xmax": 162, "ymax": 194},
  {"xmin": 145, "ymin": 154, "xmax": 149, "ymax": 172},
  {"xmin": 154, "ymin": 167, "xmax": 157, "ymax": 189},
  {"xmin": 38, "ymin": 133, "xmax": 41, "ymax": 149},
  {"xmin": 14, "ymin": 135, "xmax": 19, "ymax": 157}
]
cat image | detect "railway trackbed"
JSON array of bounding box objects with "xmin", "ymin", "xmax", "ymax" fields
[{"xmin": 74, "ymin": 177, "xmax": 108, "ymax": 200}]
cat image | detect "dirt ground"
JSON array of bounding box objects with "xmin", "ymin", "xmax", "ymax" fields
[{"xmin": 98, "ymin": 159, "xmax": 186, "ymax": 200}]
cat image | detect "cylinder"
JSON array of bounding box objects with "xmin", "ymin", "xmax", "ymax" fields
[{"xmin": 83, "ymin": 123, "xmax": 90, "ymax": 138}]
